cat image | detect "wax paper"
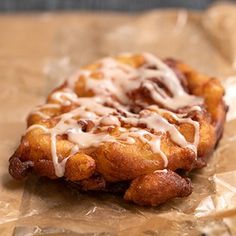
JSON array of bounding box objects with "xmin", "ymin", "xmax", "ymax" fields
[{"xmin": 1, "ymin": 3, "xmax": 236, "ymax": 235}]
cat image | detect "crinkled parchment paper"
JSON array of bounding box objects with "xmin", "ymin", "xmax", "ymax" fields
[{"xmin": 1, "ymin": 3, "xmax": 236, "ymax": 235}]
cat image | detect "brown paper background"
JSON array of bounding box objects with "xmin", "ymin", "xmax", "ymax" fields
[{"xmin": 1, "ymin": 3, "xmax": 236, "ymax": 235}]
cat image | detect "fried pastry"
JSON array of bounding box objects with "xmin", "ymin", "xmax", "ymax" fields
[{"xmin": 9, "ymin": 53, "xmax": 227, "ymax": 206}]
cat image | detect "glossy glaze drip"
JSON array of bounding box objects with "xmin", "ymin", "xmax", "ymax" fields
[{"xmin": 28, "ymin": 53, "xmax": 203, "ymax": 177}]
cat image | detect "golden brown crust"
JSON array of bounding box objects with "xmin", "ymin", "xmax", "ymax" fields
[
  {"xmin": 176, "ymin": 62, "xmax": 227, "ymax": 139},
  {"xmin": 92, "ymin": 137, "xmax": 197, "ymax": 182},
  {"xmin": 9, "ymin": 155, "xmax": 33, "ymax": 179},
  {"xmin": 64, "ymin": 153, "xmax": 96, "ymax": 181},
  {"xmin": 124, "ymin": 170, "xmax": 192, "ymax": 206},
  {"xmin": 9, "ymin": 54, "xmax": 227, "ymax": 206}
]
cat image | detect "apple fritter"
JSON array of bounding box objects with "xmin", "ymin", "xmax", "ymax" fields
[{"xmin": 9, "ymin": 53, "xmax": 227, "ymax": 206}]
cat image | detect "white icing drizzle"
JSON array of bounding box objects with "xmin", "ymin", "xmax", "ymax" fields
[
  {"xmin": 154, "ymin": 169, "xmax": 168, "ymax": 174},
  {"xmin": 30, "ymin": 103, "xmax": 60, "ymax": 119},
  {"xmin": 51, "ymin": 132, "xmax": 68, "ymax": 177},
  {"xmin": 27, "ymin": 53, "xmax": 204, "ymax": 177},
  {"xmin": 31, "ymin": 111, "xmax": 50, "ymax": 119},
  {"xmin": 100, "ymin": 115, "xmax": 121, "ymax": 126},
  {"xmin": 27, "ymin": 124, "xmax": 49, "ymax": 133},
  {"xmin": 148, "ymin": 105, "xmax": 200, "ymax": 154}
]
